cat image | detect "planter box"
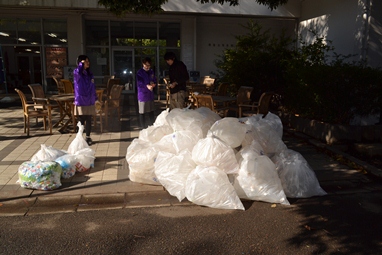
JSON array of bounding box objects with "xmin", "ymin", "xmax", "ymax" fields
[{"xmin": 277, "ymin": 112, "xmax": 382, "ymax": 145}]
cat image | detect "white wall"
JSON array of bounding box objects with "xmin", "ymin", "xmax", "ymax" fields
[
  {"xmin": 195, "ymin": 16, "xmax": 297, "ymax": 77},
  {"xmin": 299, "ymin": 0, "xmax": 365, "ymax": 63}
]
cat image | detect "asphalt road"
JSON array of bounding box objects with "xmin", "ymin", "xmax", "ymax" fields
[{"xmin": 1, "ymin": 191, "xmax": 382, "ymax": 255}]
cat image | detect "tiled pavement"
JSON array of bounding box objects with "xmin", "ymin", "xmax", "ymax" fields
[{"xmin": 0, "ymin": 93, "xmax": 381, "ymax": 216}]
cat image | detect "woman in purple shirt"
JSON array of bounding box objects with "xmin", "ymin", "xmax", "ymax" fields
[
  {"xmin": 73, "ymin": 55, "xmax": 97, "ymax": 145},
  {"xmin": 136, "ymin": 57, "xmax": 157, "ymax": 128}
]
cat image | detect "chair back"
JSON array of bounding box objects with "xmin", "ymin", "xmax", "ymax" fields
[
  {"xmin": 195, "ymin": 94, "xmax": 215, "ymax": 111},
  {"xmin": 258, "ymin": 92, "xmax": 274, "ymax": 116},
  {"xmin": 96, "ymin": 89, "xmax": 104, "ymax": 103},
  {"xmin": 191, "ymin": 84, "xmax": 207, "ymax": 95},
  {"xmin": 236, "ymin": 86, "xmax": 253, "ymax": 104},
  {"xmin": 61, "ymin": 79, "xmax": 74, "ymax": 93},
  {"xmin": 107, "ymin": 85, "xmax": 123, "ymax": 108},
  {"xmin": 106, "ymin": 78, "xmax": 120, "ymax": 98},
  {"xmin": 216, "ymin": 82, "xmax": 229, "ymax": 96},
  {"xmin": 28, "ymin": 83, "xmax": 45, "ymax": 99},
  {"xmin": 15, "ymin": 88, "xmax": 28, "ymax": 112},
  {"xmin": 53, "ymin": 77, "xmax": 65, "ymax": 94}
]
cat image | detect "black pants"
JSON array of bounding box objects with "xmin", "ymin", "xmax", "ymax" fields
[
  {"xmin": 139, "ymin": 111, "xmax": 155, "ymax": 128},
  {"xmin": 78, "ymin": 115, "xmax": 92, "ymax": 137}
]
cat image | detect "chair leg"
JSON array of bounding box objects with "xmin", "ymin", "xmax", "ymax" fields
[
  {"xmin": 23, "ymin": 115, "xmax": 27, "ymax": 133},
  {"xmin": 43, "ymin": 116, "xmax": 47, "ymax": 130},
  {"xmin": 99, "ymin": 114, "xmax": 103, "ymax": 133},
  {"xmin": 27, "ymin": 116, "xmax": 30, "ymax": 136}
]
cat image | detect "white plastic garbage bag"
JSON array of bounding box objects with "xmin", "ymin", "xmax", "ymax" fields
[
  {"xmin": 154, "ymin": 129, "xmax": 202, "ymax": 155},
  {"xmin": 55, "ymin": 154, "xmax": 77, "ymax": 178},
  {"xmin": 31, "ymin": 144, "xmax": 67, "ymax": 162},
  {"xmin": 194, "ymin": 107, "xmax": 221, "ymax": 137},
  {"xmin": 18, "ymin": 161, "xmax": 62, "ymax": 190},
  {"xmin": 185, "ymin": 165, "xmax": 244, "ymax": 210},
  {"xmin": 165, "ymin": 108, "xmax": 204, "ymax": 138},
  {"xmin": 154, "ymin": 150, "xmax": 196, "ymax": 202},
  {"xmin": 245, "ymin": 116, "xmax": 287, "ymax": 157},
  {"xmin": 273, "ymin": 149, "xmax": 327, "ymax": 198},
  {"xmin": 234, "ymin": 147, "xmax": 290, "ymax": 205},
  {"xmin": 192, "ymin": 136, "xmax": 239, "ymax": 174},
  {"xmin": 74, "ymin": 148, "xmax": 95, "ymax": 172},
  {"xmin": 262, "ymin": 112, "xmax": 283, "ymax": 139},
  {"xmin": 139, "ymin": 124, "xmax": 173, "ymax": 144},
  {"xmin": 208, "ymin": 117, "xmax": 247, "ymax": 148},
  {"xmin": 126, "ymin": 138, "xmax": 160, "ymax": 185},
  {"xmin": 154, "ymin": 108, "xmax": 170, "ymax": 126},
  {"xmin": 67, "ymin": 122, "xmax": 89, "ymax": 154}
]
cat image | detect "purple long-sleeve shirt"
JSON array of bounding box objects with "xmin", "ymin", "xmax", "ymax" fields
[
  {"xmin": 136, "ymin": 68, "xmax": 157, "ymax": 102},
  {"xmin": 73, "ymin": 62, "xmax": 96, "ymax": 106}
]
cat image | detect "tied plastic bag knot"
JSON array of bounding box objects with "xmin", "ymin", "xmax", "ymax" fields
[{"xmin": 67, "ymin": 121, "xmax": 89, "ymax": 155}]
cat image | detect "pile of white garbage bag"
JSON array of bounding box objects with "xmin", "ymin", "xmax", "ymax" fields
[
  {"xmin": 17, "ymin": 122, "xmax": 96, "ymax": 191},
  {"xmin": 126, "ymin": 107, "xmax": 327, "ymax": 210}
]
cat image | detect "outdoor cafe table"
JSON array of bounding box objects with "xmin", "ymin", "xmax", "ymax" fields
[
  {"xmin": 49, "ymin": 94, "xmax": 76, "ymax": 133},
  {"xmin": 211, "ymin": 95, "xmax": 236, "ymax": 106}
]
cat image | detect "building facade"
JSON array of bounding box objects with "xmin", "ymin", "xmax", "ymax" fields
[{"xmin": 0, "ymin": 0, "xmax": 379, "ymax": 94}]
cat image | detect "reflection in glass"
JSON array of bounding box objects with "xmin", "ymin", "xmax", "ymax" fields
[
  {"xmin": 86, "ymin": 20, "xmax": 109, "ymax": 46},
  {"xmin": 159, "ymin": 22, "xmax": 180, "ymax": 47},
  {"xmin": 113, "ymin": 50, "xmax": 134, "ymax": 90},
  {"xmin": 18, "ymin": 19, "xmax": 41, "ymax": 44},
  {"xmin": 111, "ymin": 21, "xmax": 134, "ymax": 46},
  {"xmin": 86, "ymin": 47, "xmax": 110, "ymax": 81},
  {"xmin": 135, "ymin": 22, "xmax": 157, "ymax": 46},
  {"xmin": 0, "ymin": 19, "xmax": 17, "ymax": 44},
  {"xmin": 43, "ymin": 19, "xmax": 67, "ymax": 45}
]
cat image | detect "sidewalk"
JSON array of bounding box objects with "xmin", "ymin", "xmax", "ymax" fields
[{"xmin": 1, "ymin": 96, "xmax": 382, "ymax": 216}]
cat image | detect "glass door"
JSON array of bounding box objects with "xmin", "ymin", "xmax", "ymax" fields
[{"xmin": 112, "ymin": 49, "xmax": 134, "ymax": 93}]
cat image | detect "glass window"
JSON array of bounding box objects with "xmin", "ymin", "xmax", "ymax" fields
[
  {"xmin": 0, "ymin": 19, "xmax": 17, "ymax": 44},
  {"xmin": 18, "ymin": 19, "xmax": 41, "ymax": 44},
  {"xmin": 43, "ymin": 19, "xmax": 67, "ymax": 45},
  {"xmin": 159, "ymin": 22, "xmax": 180, "ymax": 47},
  {"xmin": 111, "ymin": 21, "xmax": 134, "ymax": 46},
  {"xmin": 86, "ymin": 47, "xmax": 110, "ymax": 79},
  {"xmin": 85, "ymin": 20, "xmax": 109, "ymax": 46},
  {"xmin": 135, "ymin": 22, "xmax": 157, "ymax": 46}
]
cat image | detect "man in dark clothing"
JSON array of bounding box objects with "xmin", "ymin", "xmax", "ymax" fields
[{"xmin": 164, "ymin": 52, "xmax": 189, "ymax": 109}]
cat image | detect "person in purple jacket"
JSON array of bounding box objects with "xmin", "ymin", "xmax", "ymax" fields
[
  {"xmin": 136, "ymin": 57, "xmax": 156, "ymax": 129},
  {"xmin": 73, "ymin": 55, "xmax": 97, "ymax": 145}
]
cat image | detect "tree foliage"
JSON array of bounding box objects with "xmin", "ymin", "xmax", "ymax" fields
[
  {"xmin": 215, "ymin": 20, "xmax": 382, "ymax": 125},
  {"xmin": 98, "ymin": 0, "xmax": 289, "ymax": 16}
]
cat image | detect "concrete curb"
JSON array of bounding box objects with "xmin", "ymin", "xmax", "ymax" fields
[
  {"xmin": 287, "ymin": 129, "xmax": 382, "ymax": 179},
  {"xmin": 0, "ymin": 191, "xmax": 195, "ymax": 217}
]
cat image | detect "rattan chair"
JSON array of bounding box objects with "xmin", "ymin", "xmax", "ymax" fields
[{"xmin": 15, "ymin": 88, "xmax": 52, "ymax": 136}]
